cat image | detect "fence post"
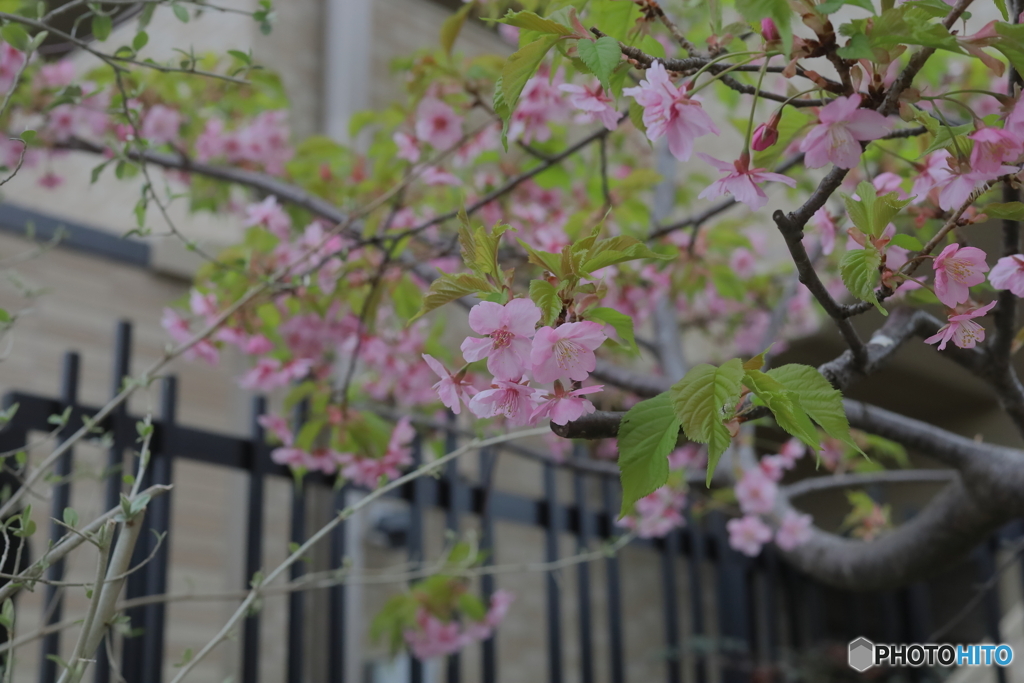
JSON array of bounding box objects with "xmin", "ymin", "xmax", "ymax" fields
[
  {"xmin": 571, "ymin": 446, "xmax": 594, "ymax": 683},
  {"xmin": 443, "ymin": 414, "xmax": 463, "ymax": 683},
  {"xmin": 39, "ymin": 352, "xmax": 79, "ymax": 683},
  {"xmin": 600, "ymin": 478, "xmax": 625, "ymax": 683},
  {"xmin": 543, "ymin": 461, "xmax": 563, "ymax": 683},
  {"xmin": 242, "ymin": 396, "xmax": 269, "ymax": 683},
  {"xmin": 478, "ymin": 447, "xmax": 498, "ymax": 682}
]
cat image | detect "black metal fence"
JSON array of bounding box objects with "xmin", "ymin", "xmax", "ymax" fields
[{"xmin": 0, "ymin": 321, "xmax": 1017, "ymax": 683}]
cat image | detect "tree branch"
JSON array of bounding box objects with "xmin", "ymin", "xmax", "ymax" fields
[{"xmin": 782, "ymin": 469, "xmax": 956, "ymax": 499}]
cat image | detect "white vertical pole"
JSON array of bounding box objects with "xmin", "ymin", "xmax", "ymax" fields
[{"xmin": 323, "ymin": 0, "xmax": 375, "ymax": 143}]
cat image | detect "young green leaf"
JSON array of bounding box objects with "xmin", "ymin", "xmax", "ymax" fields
[
  {"xmin": 411, "ymin": 273, "xmax": 491, "ymax": 321},
  {"xmin": 440, "ymin": 2, "xmax": 474, "ymax": 56},
  {"xmin": 766, "ymin": 364, "xmax": 863, "ymax": 453},
  {"xmin": 980, "ymin": 202, "xmax": 1024, "ymax": 221},
  {"xmin": 1, "ymin": 23, "xmax": 30, "ymax": 52},
  {"xmin": 498, "ymin": 9, "xmax": 573, "ymax": 35},
  {"xmin": 742, "ymin": 369, "xmax": 820, "ymax": 451},
  {"xmin": 529, "ymin": 279, "xmax": 562, "ymax": 325},
  {"xmin": 92, "ymin": 15, "xmax": 112, "ymax": 41},
  {"xmin": 889, "ymin": 233, "xmax": 924, "ymax": 251},
  {"xmin": 576, "ymin": 36, "xmax": 620, "ymax": 90},
  {"xmin": 497, "ymin": 36, "xmax": 562, "ymax": 149},
  {"xmin": 617, "ymin": 392, "xmax": 680, "ymax": 515},
  {"xmin": 586, "ymin": 306, "xmax": 639, "ymax": 355},
  {"xmin": 840, "ymin": 246, "xmax": 886, "ymax": 315},
  {"xmin": 670, "ymin": 360, "xmax": 745, "ymax": 486}
]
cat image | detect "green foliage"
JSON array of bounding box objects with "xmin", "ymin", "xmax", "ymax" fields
[
  {"xmin": 981, "ymin": 202, "xmax": 1024, "ymax": 221},
  {"xmin": 842, "ymin": 182, "xmax": 914, "ymax": 237},
  {"xmin": 736, "ymin": 0, "xmax": 792, "ymax": 51},
  {"xmin": 498, "ymin": 9, "xmax": 573, "ymax": 36},
  {"xmin": 670, "ymin": 360, "xmax": 745, "ymax": 486},
  {"xmin": 0, "ymin": 22, "xmax": 29, "ymax": 51},
  {"xmin": 495, "ymin": 35, "xmax": 563, "ymax": 149},
  {"xmin": 743, "ymin": 369, "xmax": 821, "ymax": 450},
  {"xmin": 840, "ymin": 246, "xmax": 885, "ymax": 315},
  {"xmin": 440, "ymin": 2, "xmax": 474, "ymax": 57},
  {"xmin": 616, "ymin": 392, "xmax": 680, "ymax": 515},
  {"xmin": 411, "ymin": 273, "xmax": 492, "ymax": 321},
  {"xmin": 529, "ymin": 279, "xmax": 561, "ymax": 325},
  {"xmin": 585, "ymin": 307, "xmax": 639, "ymax": 355},
  {"xmin": 576, "ymin": 36, "xmax": 620, "ymax": 91},
  {"xmin": 766, "ymin": 364, "xmax": 863, "ymax": 453},
  {"xmin": 889, "ymin": 233, "xmax": 923, "ymax": 251}
]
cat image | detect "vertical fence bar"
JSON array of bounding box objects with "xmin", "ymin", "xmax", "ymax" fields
[
  {"xmin": 543, "ymin": 462, "xmax": 563, "ymax": 683},
  {"xmin": 408, "ymin": 434, "xmax": 427, "ymax": 683},
  {"xmin": 327, "ymin": 485, "xmax": 347, "ymax": 683},
  {"xmin": 288, "ymin": 479, "xmax": 307, "ymax": 683},
  {"xmin": 661, "ymin": 530, "xmax": 682, "ymax": 683},
  {"xmin": 478, "ymin": 448, "xmax": 498, "ymax": 682},
  {"xmin": 138, "ymin": 376, "xmax": 177, "ymax": 683},
  {"xmin": 600, "ymin": 477, "xmax": 625, "ymax": 683},
  {"xmin": 242, "ymin": 397, "xmax": 269, "ymax": 683},
  {"xmin": 685, "ymin": 509, "xmax": 708, "ymax": 683},
  {"xmin": 572, "ymin": 456, "xmax": 594, "ymax": 683},
  {"xmin": 96, "ymin": 320, "xmax": 132, "ymax": 683},
  {"xmin": 979, "ymin": 539, "xmax": 1007, "ymax": 683},
  {"xmin": 444, "ymin": 416, "xmax": 462, "ymax": 683},
  {"xmin": 39, "ymin": 352, "xmax": 79, "ymax": 683},
  {"xmin": 710, "ymin": 512, "xmax": 751, "ymax": 683}
]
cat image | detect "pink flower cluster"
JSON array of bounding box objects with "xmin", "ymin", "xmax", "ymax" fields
[
  {"xmin": 727, "ymin": 439, "xmax": 812, "ymax": 557},
  {"xmin": 442, "ymin": 299, "xmax": 607, "ymax": 426},
  {"xmin": 195, "ymin": 110, "xmax": 293, "ymax": 175},
  {"xmin": 404, "ymin": 590, "xmax": 515, "ymax": 660},
  {"xmin": 616, "ymin": 445, "xmax": 703, "ymax": 538},
  {"xmin": 624, "ymin": 61, "xmax": 718, "ymax": 161}
]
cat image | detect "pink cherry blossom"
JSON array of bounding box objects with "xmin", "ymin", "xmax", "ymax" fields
[
  {"xmin": 623, "ymin": 61, "xmax": 719, "ymax": 161},
  {"xmin": 924, "ymin": 300, "xmax": 998, "ymax": 350},
  {"xmin": 257, "ymin": 413, "xmax": 293, "ymax": 445},
  {"xmin": 461, "ymin": 299, "xmax": 541, "ymax": 380},
  {"xmin": 668, "ymin": 443, "xmax": 706, "ymax": 471},
  {"xmin": 777, "ymin": 438, "xmax": 806, "ymax": 468},
  {"xmin": 697, "ymin": 153, "xmax": 797, "ymax": 211},
  {"xmin": 911, "ymin": 150, "xmax": 953, "ymax": 202},
  {"xmin": 393, "ymin": 131, "xmax": 421, "ymax": 162},
  {"xmin": 530, "ymin": 321, "xmax": 607, "ymax": 383},
  {"xmin": 989, "ymin": 255, "xmax": 1024, "ymax": 296},
  {"xmin": 727, "ymin": 515, "xmax": 773, "ymax": 557},
  {"xmin": 141, "ymin": 104, "xmax": 182, "ymax": 146},
  {"xmin": 969, "ymin": 126, "xmax": 1023, "ymax": 174},
  {"xmin": 415, "ymin": 97, "xmax": 463, "ymax": 151},
  {"xmin": 405, "ymin": 610, "xmax": 469, "ymax": 660},
  {"xmin": 617, "ymin": 486, "xmax": 686, "ymax": 538},
  {"xmin": 245, "ymin": 196, "xmax": 292, "ymax": 239},
  {"xmin": 0, "ymin": 44, "xmax": 25, "ymax": 93},
  {"xmin": 38, "ymin": 61, "xmax": 75, "ymax": 89},
  {"xmin": 558, "ymin": 82, "xmax": 619, "ymax": 130},
  {"xmin": 775, "ymin": 511, "xmax": 813, "ymax": 551},
  {"xmin": 468, "ymin": 379, "xmax": 543, "ymax": 426},
  {"xmin": 735, "ymin": 469, "xmax": 778, "ymax": 515},
  {"xmin": 729, "ymin": 247, "xmax": 757, "ymax": 278},
  {"xmin": 422, "ymin": 354, "xmax": 478, "ymax": 414},
  {"xmin": 195, "ymin": 119, "xmax": 228, "ymax": 162},
  {"xmin": 799, "ymin": 94, "xmax": 893, "ymax": 169},
  {"xmin": 532, "ymin": 383, "xmax": 603, "ymax": 425},
  {"xmin": 808, "ymin": 207, "xmax": 838, "ymax": 255},
  {"xmin": 759, "ymin": 455, "xmax": 788, "ymax": 482},
  {"xmin": 238, "ymin": 358, "xmax": 314, "ymax": 391},
  {"xmin": 751, "ymin": 120, "xmax": 779, "ymax": 151},
  {"xmin": 933, "ymin": 244, "xmax": 989, "ymax": 307},
  {"xmin": 760, "ymin": 18, "xmax": 781, "ymax": 42}
]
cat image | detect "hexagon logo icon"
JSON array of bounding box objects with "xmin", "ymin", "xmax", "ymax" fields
[{"xmin": 849, "ymin": 637, "xmax": 875, "ymax": 672}]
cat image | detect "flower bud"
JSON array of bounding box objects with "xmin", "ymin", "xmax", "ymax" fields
[
  {"xmin": 751, "ymin": 112, "xmax": 781, "ymax": 151},
  {"xmin": 760, "ymin": 18, "xmax": 780, "ymax": 42}
]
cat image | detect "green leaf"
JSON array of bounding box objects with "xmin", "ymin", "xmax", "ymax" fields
[
  {"xmin": 742, "ymin": 370, "xmax": 820, "ymax": 451},
  {"xmin": 817, "ymin": 0, "xmax": 874, "ymax": 14},
  {"xmin": 518, "ymin": 239, "xmax": 563, "ymax": 277},
  {"xmin": 497, "ymin": 36, "xmax": 562, "ymax": 149},
  {"xmin": 498, "ymin": 9, "xmax": 573, "ymax": 35},
  {"xmin": 132, "ymin": 30, "xmax": 148, "ymax": 51},
  {"xmin": 411, "ymin": 273, "xmax": 491, "ymax": 321},
  {"xmin": 586, "ymin": 306, "xmax": 639, "ymax": 355},
  {"xmin": 91, "ymin": 14, "xmax": 112, "ymax": 41},
  {"xmin": 994, "ymin": 0, "xmax": 1009, "ymax": 20},
  {"xmin": 580, "ymin": 236, "xmax": 671, "ymax": 273},
  {"xmin": 529, "ymin": 279, "xmax": 562, "ymax": 325},
  {"xmin": 767, "ymin": 364, "xmax": 863, "ymax": 453},
  {"xmin": 576, "ymin": 36, "xmax": 620, "ymax": 91},
  {"xmin": 980, "ymin": 202, "xmax": 1024, "ymax": 221},
  {"xmin": 1, "ymin": 23, "xmax": 30, "ymax": 51},
  {"xmin": 63, "ymin": 507, "xmax": 78, "ymax": 528},
  {"xmin": 837, "ymin": 33, "xmax": 874, "ymax": 60},
  {"xmin": 710, "ymin": 265, "xmax": 746, "ymax": 301},
  {"xmin": 617, "ymin": 392, "xmax": 680, "ymax": 515},
  {"xmin": 628, "ymin": 100, "xmax": 646, "ymax": 135},
  {"xmin": 736, "ymin": 0, "xmax": 792, "ymax": 52},
  {"xmin": 840, "ymin": 246, "xmax": 886, "ymax": 315},
  {"xmin": 440, "ymin": 2, "xmax": 474, "ymax": 57},
  {"xmin": 889, "ymin": 233, "xmax": 924, "ymax": 251},
  {"xmin": 0, "ymin": 308, "xmax": 9, "ymax": 324},
  {"xmin": 457, "ymin": 593, "xmax": 488, "ymax": 621},
  {"xmin": 670, "ymin": 360, "xmax": 745, "ymax": 486},
  {"xmin": 842, "ymin": 182, "xmax": 913, "ymax": 237},
  {"xmin": 172, "ymin": 4, "xmax": 189, "ymax": 22}
]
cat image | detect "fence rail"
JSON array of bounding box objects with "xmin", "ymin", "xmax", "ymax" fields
[{"xmin": 0, "ymin": 321, "xmax": 1015, "ymax": 683}]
